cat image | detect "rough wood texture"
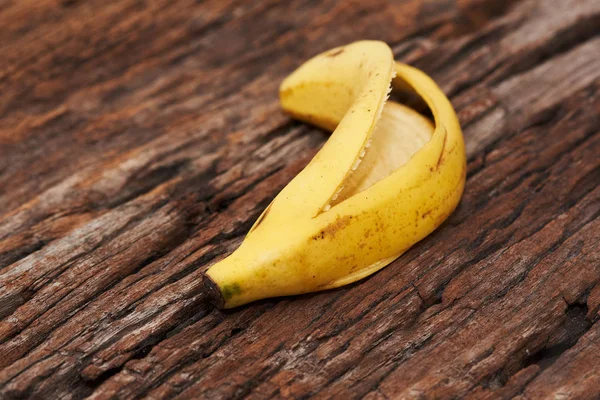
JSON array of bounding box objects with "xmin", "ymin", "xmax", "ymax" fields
[{"xmin": 1, "ymin": 0, "xmax": 599, "ymax": 399}]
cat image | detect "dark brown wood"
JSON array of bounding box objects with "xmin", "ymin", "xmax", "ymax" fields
[{"xmin": 0, "ymin": 0, "xmax": 599, "ymax": 398}]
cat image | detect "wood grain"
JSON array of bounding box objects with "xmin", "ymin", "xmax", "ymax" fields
[{"xmin": 0, "ymin": 0, "xmax": 598, "ymax": 398}]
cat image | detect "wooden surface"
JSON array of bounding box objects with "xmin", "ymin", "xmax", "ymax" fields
[{"xmin": 1, "ymin": 0, "xmax": 599, "ymax": 399}]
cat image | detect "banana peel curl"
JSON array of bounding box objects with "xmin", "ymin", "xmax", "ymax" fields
[{"xmin": 204, "ymin": 40, "xmax": 466, "ymax": 309}]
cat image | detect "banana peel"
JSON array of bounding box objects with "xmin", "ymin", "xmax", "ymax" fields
[{"xmin": 203, "ymin": 41, "xmax": 466, "ymax": 309}]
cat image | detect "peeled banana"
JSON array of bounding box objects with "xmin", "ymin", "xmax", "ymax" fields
[{"xmin": 203, "ymin": 41, "xmax": 466, "ymax": 309}]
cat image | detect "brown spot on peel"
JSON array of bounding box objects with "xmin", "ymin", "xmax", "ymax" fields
[
  {"xmin": 327, "ymin": 48, "xmax": 345, "ymax": 57},
  {"xmin": 422, "ymin": 209, "xmax": 433, "ymax": 219},
  {"xmin": 436, "ymin": 130, "xmax": 448, "ymax": 170},
  {"xmin": 312, "ymin": 215, "xmax": 353, "ymax": 240}
]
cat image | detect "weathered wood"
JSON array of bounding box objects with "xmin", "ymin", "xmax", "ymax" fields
[{"xmin": 0, "ymin": 0, "xmax": 599, "ymax": 398}]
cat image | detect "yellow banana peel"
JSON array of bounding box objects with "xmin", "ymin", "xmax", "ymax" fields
[{"xmin": 203, "ymin": 41, "xmax": 466, "ymax": 308}]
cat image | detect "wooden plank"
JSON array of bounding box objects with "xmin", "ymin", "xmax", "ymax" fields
[{"xmin": 0, "ymin": 0, "xmax": 598, "ymax": 398}]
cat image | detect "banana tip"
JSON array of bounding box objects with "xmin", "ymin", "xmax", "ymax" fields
[{"xmin": 202, "ymin": 274, "xmax": 225, "ymax": 309}]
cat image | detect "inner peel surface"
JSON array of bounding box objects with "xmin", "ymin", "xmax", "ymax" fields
[{"xmin": 328, "ymin": 98, "xmax": 435, "ymax": 208}]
